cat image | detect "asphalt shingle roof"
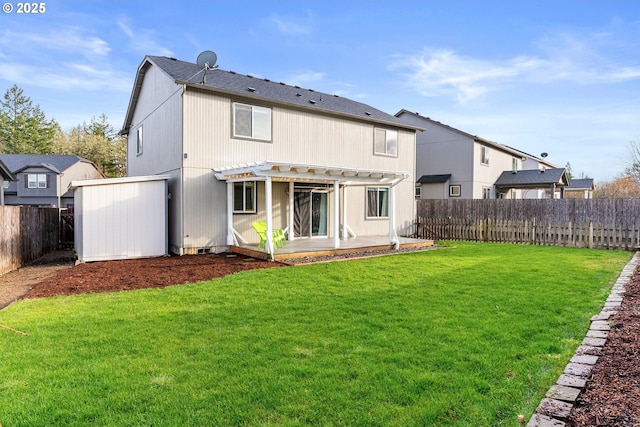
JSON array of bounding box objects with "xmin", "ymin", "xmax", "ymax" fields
[
  {"xmin": 0, "ymin": 154, "xmax": 86, "ymax": 173},
  {"xmin": 566, "ymin": 178, "xmax": 594, "ymax": 189},
  {"xmin": 494, "ymin": 168, "xmax": 568, "ymax": 187},
  {"xmin": 122, "ymin": 56, "xmax": 420, "ymax": 134}
]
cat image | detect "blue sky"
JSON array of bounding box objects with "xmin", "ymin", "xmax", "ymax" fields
[{"xmin": 1, "ymin": 1, "xmax": 639, "ymax": 182}]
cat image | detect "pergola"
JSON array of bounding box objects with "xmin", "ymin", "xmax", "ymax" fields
[{"xmin": 214, "ymin": 161, "xmax": 409, "ymax": 258}]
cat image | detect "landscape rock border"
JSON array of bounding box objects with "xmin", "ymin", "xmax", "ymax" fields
[{"xmin": 527, "ymin": 252, "xmax": 640, "ymax": 427}]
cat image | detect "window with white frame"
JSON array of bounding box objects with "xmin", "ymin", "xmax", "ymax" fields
[
  {"xmin": 136, "ymin": 126, "xmax": 143, "ymax": 156},
  {"xmin": 481, "ymin": 146, "xmax": 489, "ymax": 165},
  {"xmin": 366, "ymin": 187, "xmax": 389, "ymax": 218},
  {"xmin": 233, "ymin": 181, "xmax": 256, "ymax": 213},
  {"xmin": 449, "ymin": 185, "xmax": 461, "ymax": 197},
  {"xmin": 512, "ymin": 157, "xmax": 519, "ymax": 172},
  {"xmin": 482, "ymin": 187, "xmax": 491, "ymax": 199},
  {"xmin": 415, "ymin": 185, "xmax": 421, "ymax": 199},
  {"xmin": 28, "ymin": 174, "xmax": 47, "ymax": 189},
  {"xmin": 233, "ymin": 103, "xmax": 272, "ymax": 141},
  {"xmin": 374, "ymin": 128, "xmax": 398, "ymax": 156}
]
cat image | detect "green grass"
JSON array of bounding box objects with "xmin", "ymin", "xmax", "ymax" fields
[{"xmin": 0, "ymin": 242, "xmax": 631, "ymax": 426}]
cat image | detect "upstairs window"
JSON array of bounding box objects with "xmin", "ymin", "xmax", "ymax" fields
[
  {"xmin": 374, "ymin": 128, "xmax": 398, "ymax": 156},
  {"xmin": 481, "ymin": 146, "xmax": 489, "ymax": 165},
  {"xmin": 27, "ymin": 174, "xmax": 47, "ymax": 189},
  {"xmin": 233, "ymin": 103, "xmax": 271, "ymax": 141},
  {"xmin": 366, "ymin": 187, "xmax": 389, "ymax": 218},
  {"xmin": 512, "ymin": 157, "xmax": 519, "ymax": 172},
  {"xmin": 233, "ymin": 181, "xmax": 256, "ymax": 213},
  {"xmin": 136, "ymin": 126, "xmax": 143, "ymax": 156}
]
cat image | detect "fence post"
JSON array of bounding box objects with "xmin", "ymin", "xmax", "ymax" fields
[{"xmin": 588, "ymin": 220, "xmax": 593, "ymax": 249}]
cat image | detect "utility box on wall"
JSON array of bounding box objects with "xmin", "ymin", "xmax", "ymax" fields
[{"xmin": 71, "ymin": 175, "xmax": 170, "ymax": 262}]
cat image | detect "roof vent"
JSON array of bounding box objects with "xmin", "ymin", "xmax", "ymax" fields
[
  {"xmin": 247, "ymin": 74, "xmax": 254, "ymax": 78},
  {"xmin": 365, "ymin": 111, "xmax": 372, "ymax": 116},
  {"xmin": 309, "ymin": 88, "xmax": 315, "ymax": 92},
  {"xmin": 264, "ymin": 78, "xmax": 270, "ymax": 82},
  {"xmin": 296, "ymin": 93, "xmax": 302, "ymax": 97},
  {"xmin": 229, "ymin": 71, "xmax": 236, "ymax": 74},
  {"xmin": 295, "ymin": 85, "xmax": 301, "ymax": 89},
  {"xmin": 279, "ymin": 82, "xmax": 286, "ymax": 85},
  {"xmin": 309, "ymin": 100, "xmax": 317, "ymax": 104},
  {"xmin": 247, "ymin": 87, "xmax": 256, "ymax": 92}
]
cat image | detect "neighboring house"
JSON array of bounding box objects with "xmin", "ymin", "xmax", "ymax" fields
[
  {"xmin": 394, "ymin": 110, "xmax": 557, "ymax": 199},
  {"xmin": 0, "ymin": 154, "xmax": 104, "ymax": 208},
  {"xmin": 564, "ymin": 178, "xmax": 595, "ymax": 199},
  {"xmin": 495, "ymin": 168, "xmax": 570, "ymax": 199},
  {"xmin": 121, "ymin": 55, "xmax": 422, "ymax": 256},
  {"xmin": 0, "ymin": 158, "xmax": 16, "ymax": 206}
]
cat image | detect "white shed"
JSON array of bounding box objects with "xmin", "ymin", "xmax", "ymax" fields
[{"xmin": 71, "ymin": 175, "xmax": 170, "ymax": 262}]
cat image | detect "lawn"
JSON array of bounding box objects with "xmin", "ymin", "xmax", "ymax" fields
[{"xmin": 0, "ymin": 242, "xmax": 632, "ymax": 426}]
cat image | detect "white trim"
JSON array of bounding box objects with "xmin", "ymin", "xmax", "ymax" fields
[{"xmin": 70, "ymin": 175, "xmax": 171, "ymax": 189}]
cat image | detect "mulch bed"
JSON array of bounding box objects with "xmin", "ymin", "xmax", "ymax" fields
[
  {"xmin": 567, "ymin": 266, "xmax": 640, "ymax": 426},
  {"xmin": 25, "ymin": 253, "xmax": 283, "ymax": 298}
]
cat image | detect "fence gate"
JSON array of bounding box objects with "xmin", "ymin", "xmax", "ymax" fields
[{"xmin": 59, "ymin": 209, "xmax": 74, "ymax": 249}]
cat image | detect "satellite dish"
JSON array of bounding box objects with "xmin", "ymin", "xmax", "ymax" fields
[
  {"xmin": 197, "ymin": 50, "xmax": 217, "ymax": 70},
  {"xmin": 540, "ymin": 152, "xmax": 548, "ymax": 158}
]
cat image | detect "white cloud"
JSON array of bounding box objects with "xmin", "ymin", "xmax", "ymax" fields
[
  {"xmin": 285, "ymin": 70, "xmax": 325, "ymax": 87},
  {"xmin": 0, "ymin": 27, "xmax": 110, "ymax": 57},
  {"xmin": 268, "ymin": 12, "xmax": 313, "ymax": 36},
  {"xmin": 391, "ymin": 28, "xmax": 640, "ymax": 104},
  {"xmin": 117, "ymin": 20, "xmax": 174, "ymax": 57}
]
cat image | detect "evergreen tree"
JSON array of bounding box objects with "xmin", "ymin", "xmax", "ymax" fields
[
  {"xmin": 0, "ymin": 85, "xmax": 56, "ymax": 154},
  {"xmin": 52, "ymin": 115, "xmax": 127, "ymax": 178}
]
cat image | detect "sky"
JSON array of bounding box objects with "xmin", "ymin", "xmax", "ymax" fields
[{"xmin": 1, "ymin": 0, "xmax": 639, "ymax": 183}]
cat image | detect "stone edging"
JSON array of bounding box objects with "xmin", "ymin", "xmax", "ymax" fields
[{"xmin": 527, "ymin": 251, "xmax": 640, "ymax": 427}]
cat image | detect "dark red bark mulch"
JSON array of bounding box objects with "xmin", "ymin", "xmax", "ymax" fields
[{"xmin": 567, "ymin": 267, "xmax": 640, "ymax": 426}]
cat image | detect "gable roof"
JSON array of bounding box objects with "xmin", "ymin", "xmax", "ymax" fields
[
  {"xmin": 395, "ymin": 109, "xmax": 556, "ymax": 168},
  {"xmin": 494, "ymin": 168, "xmax": 569, "ymax": 188},
  {"xmin": 121, "ymin": 56, "xmax": 423, "ymax": 135},
  {"xmin": 0, "ymin": 154, "xmax": 95, "ymax": 174},
  {"xmin": 0, "ymin": 158, "xmax": 16, "ymax": 181},
  {"xmin": 566, "ymin": 178, "xmax": 595, "ymax": 190}
]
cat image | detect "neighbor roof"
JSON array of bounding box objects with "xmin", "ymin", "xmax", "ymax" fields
[
  {"xmin": 121, "ymin": 56, "xmax": 424, "ymax": 135},
  {"xmin": 0, "ymin": 158, "xmax": 16, "ymax": 181},
  {"xmin": 0, "ymin": 154, "xmax": 92, "ymax": 174},
  {"xmin": 395, "ymin": 109, "xmax": 556, "ymax": 168},
  {"xmin": 566, "ymin": 178, "xmax": 595, "ymax": 190},
  {"xmin": 494, "ymin": 168, "xmax": 569, "ymax": 188}
]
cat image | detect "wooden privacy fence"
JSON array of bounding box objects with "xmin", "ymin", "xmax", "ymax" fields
[
  {"xmin": 414, "ymin": 199, "xmax": 640, "ymax": 251},
  {"xmin": 0, "ymin": 206, "xmax": 59, "ymax": 276}
]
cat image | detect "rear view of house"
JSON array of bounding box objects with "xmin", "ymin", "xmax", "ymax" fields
[{"xmin": 121, "ymin": 54, "xmax": 422, "ymax": 256}]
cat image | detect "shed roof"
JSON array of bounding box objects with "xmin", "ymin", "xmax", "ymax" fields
[{"xmin": 122, "ymin": 56, "xmax": 424, "ymax": 135}]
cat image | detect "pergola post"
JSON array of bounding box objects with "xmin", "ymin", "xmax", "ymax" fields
[
  {"xmin": 265, "ymin": 176, "xmax": 274, "ymax": 258},
  {"xmin": 333, "ymin": 180, "xmax": 340, "ymax": 249},
  {"xmin": 288, "ymin": 181, "xmax": 295, "ymax": 241},
  {"xmin": 226, "ymin": 182, "xmax": 234, "ymax": 245},
  {"xmin": 389, "ymin": 185, "xmax": 399, "ymax": 249}
]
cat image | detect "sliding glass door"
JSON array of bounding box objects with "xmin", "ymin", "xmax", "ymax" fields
[{"xmin": 294, "ymin": 188, "xmax": 328, "ymax": 238}]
